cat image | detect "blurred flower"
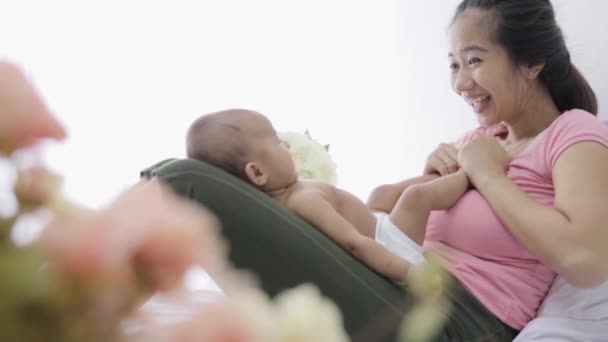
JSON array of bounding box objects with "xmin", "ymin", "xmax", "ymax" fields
[
  {"xmin": 0, "ymin": 158, "xmax": 18, "ymax": 218},
  {"xmin": 274, "ymin": 284, "xmax": 349, "ymax": 342},
  {"xmin": 279, "ymin": 130, "xmax": 337, "ymax": 185},
  {"xmin": 0, "ymin": 61, "xmax": 66, "ymax": 154},
  {"xmin": 399, "ymin": 300, "xmax": 450, "ymax": 342},
  {"xmin": 23, "ymin": 180, "xmax": 226, "ymax": 341},
  {"xmin": 14, "ymin": 166, "xmax": 62, "ymax": 208},
  {"xmin": 406, "ymin": 256, "xmax": 449, "ymax": 300},
  {"xmin": 399, "ymin": 256, "xmax": 452, "ymax": 342},
  {"xmin": 165, "ymin": 290, "xmax": 276, "ymax": 342},
  {"xmin": 40, "ymin": 180, "xmax": 224, "ymax": 291},
  {"xmin": 147, "ymin": 284, "xmax": 349, "ymax": 342}
]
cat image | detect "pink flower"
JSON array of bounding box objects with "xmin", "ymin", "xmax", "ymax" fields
[
  {"xmin": 0, "ymin": 61, "xmax": 66, "ymax": 154},
  {"xmin": 40, "ymin": 180, "xmax": 224, "ymax": 291},
  {"xmin": 14, "ymin": 166, "xmax": 62, "ymax": 207}
]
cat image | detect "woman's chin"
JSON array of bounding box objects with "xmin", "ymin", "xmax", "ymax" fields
[{"xmin": 476, "ymin": 111, "xmax": 500, "ymax": 127}]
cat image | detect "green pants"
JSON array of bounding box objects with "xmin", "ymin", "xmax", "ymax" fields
[{"xmin": 142, "ymin": 158, "xmax": 518, "ymax": 341}]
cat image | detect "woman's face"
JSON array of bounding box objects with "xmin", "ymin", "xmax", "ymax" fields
[{"xmin": 448, "ymin": 9, "xmax": 526, "ymax": 126}]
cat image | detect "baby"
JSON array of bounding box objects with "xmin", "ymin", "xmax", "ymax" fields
[{"xmin": 186, "ymin": 109, "xmax": 468, "ymax": 282}]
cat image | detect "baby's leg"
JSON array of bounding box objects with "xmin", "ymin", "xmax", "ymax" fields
[
  {"xmin": 367, "ymin": 174, "xmax": 439, "ymax": 213},
  {"xmin": 389, "ymin": 170, "xmax": 469, "ymax": 245}
]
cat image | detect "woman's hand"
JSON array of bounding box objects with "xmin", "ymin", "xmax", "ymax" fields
[
  {"xmin": 423, "ymin": 143, "xmax": 460, "ymax": 176},
  {"xmin": 458, "ymin": 135, "xmax": 511, "ymax": 188}
]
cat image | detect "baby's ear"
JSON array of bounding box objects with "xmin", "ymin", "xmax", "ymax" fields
[{"xmin": 244, "ymin": 162, "xmax": 267, "ymax": 186}]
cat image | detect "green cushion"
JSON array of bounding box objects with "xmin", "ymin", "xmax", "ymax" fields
[{"xmin": 142, "ymin": 158, "xmax": 407, "ymax": 341}]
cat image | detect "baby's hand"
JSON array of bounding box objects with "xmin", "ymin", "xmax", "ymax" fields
[{"xmin": 424, "ymin": 143, "xmax": 460, "ymax": 176}]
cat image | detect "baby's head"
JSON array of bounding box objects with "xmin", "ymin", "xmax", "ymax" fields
[{"xmin": 186, "ymin": 109, "xmax": 298, "ymax": 192}]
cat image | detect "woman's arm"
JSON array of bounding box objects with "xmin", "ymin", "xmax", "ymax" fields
[{"xmin": 469, "ymin": 141, "xmax": 608, "ymax": 288}]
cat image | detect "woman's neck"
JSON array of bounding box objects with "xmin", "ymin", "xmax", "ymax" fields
[{"xmin": 505, "ymin": 84, "xmax": 560, "ymax": 143}]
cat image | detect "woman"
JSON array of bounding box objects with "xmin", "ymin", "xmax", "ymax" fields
[{"xmin": 370, "ymin": 0, "xmax": 608, "ymax": 340}]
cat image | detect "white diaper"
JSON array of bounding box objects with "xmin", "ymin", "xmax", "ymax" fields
[{"xmin": 373, "ymin": 212, "xmax": 425, "ymax": 265}]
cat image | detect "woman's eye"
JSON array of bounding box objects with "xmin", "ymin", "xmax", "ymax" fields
[
  {"xmin": 468, "ymin": 57, "xmax": 482, "ymax": 65},
  {"xmin": 449, "ymin": 63, "xmax": 459, "ymax": 71}
]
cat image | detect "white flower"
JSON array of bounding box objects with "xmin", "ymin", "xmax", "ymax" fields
[
  {"xmin": 278, "ymin": 131, "xmax": 337, "ymax": 185},
  {"xmin": 140, "ymin": 284, "xmax": 349, "ymax": 342},
  {"xmin": 274, "ymin": 284, "xmax": 349, "ymax": 342}
]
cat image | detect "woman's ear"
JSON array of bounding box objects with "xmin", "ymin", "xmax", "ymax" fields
[
  {"xmin": 522, "ymin": 63, "xmax": 544, "ymax": 79},
  {"xmin": 244, "ymin": 162, "xmax": 267, "ymax": 186}
]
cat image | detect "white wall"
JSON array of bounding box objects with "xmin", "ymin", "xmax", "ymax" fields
[
  {"xmin": 554, "ymin": 0, "xmax": 608, "ymax": 118},
  {"xmin": 0, "ymin": 1, "xmax": 606, "ymax": 208}
]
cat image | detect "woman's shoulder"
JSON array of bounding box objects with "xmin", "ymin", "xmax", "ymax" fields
[
  {"xmin": 538, "ymin": 109, "xmax": 608, "ymax": 169},
  {"xmin": 542, "ymin": 109, "xmax": 608, "ymax": 142},
  {"xmin": 551, "ymin": 109, "xmax": 605, "ymax": 129}
]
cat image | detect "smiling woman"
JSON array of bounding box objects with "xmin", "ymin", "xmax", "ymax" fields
[
  {"xmin": 448, "ymin": 3, "xmax": 596, "ymax": 129},
  {"xmin": 420, "ymin": 0, "xmax": 608, "ymax": 336}
]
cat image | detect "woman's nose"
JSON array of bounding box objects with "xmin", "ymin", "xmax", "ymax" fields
[{"xmin": 453, "ymin": 70, "xmax": 474, "ymax": 93}]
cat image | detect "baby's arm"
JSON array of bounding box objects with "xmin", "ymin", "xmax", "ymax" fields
[
  {"xmin": 367, "ymin": 174, "xmax": 440, "ymax": 213},
  {"xmin": 289, "ymin": 191, "xmax": 411, "ymax": 282}
]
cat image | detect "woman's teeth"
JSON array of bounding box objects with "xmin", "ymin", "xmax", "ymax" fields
[{"xmin": 471, "ymin": 96, "xmax": 490, "ymax": 109}]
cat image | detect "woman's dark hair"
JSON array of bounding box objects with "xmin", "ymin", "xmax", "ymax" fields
[{"xmin": 453, "ymin": 0, "xmax": 598, "ymax": 115}]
